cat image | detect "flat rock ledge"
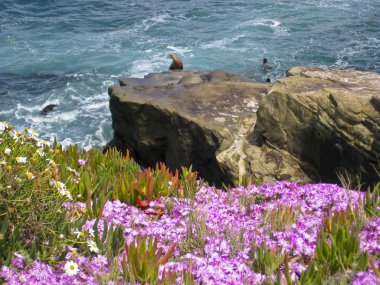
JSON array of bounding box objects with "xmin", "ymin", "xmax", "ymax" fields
[{"xmin": 106, "ymin": 68, "xmax": 380, "ymax": 187}]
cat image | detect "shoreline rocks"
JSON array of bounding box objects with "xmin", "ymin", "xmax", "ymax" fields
[
  {"xmin": 106, "ymin": 70, "xmax": 269, "ymax": 187},
  {"xmin": 253, "ymin": 67, "xmax": 380, "ymax": 187},
  {"xmin": 106, "ymin": 67, "xmax": 380, "ymax": 188}
]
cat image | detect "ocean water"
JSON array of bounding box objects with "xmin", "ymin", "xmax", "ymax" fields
[{"xmin": 1, "ymin": 0, "xmax": 379, "ymax": 150}]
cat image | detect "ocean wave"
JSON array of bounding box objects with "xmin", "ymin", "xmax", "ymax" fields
[
  {"xmin": 201, "ymin": 34, "xmax": 245, "ymax": 49},
  {"xmin": 15, "ymin": 101, "xmax": 59, "ymax": 114},
  {"xmin": 167, "ymin": 46, "xmax": 192, "ymax": 56},
  {"xmin": 234, "ymin": 18, "xmax": 289, "ymax": 36},
  {"xmin": 129, "ymin": 53, "xmax": 168, "ymax": 77},
  {"xmin": 235, "ymin": 18, "xmax": 281, "ymax": 29},
  {"xmin": 1, "ymin": 0, "xmax": 378, "ymax": 151},
  {"xmin": 334, "ymin": 37, "xmax": 380, "ymax": 70},
  {"xmin": 85, "ymin": 101, "xmax": 109, "ymax": 111},
  {"xmin": 141, "ymin": 13, "xmax": 171, "ymax": 31}
]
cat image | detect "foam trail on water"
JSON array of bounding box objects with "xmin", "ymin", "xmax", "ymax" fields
[{"xmin": 201, "ymin": 34, "xmax": 245, "ymax": 49}]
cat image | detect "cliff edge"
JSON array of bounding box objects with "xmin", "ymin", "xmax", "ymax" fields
[{"xmin": 106, "ymin": 67, "xmax": 380, "ymax": 187}]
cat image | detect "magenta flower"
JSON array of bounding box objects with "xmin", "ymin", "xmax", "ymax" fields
[{"xmin": 1, "ymin": 180, "xmax": 379, "ymax": 284}]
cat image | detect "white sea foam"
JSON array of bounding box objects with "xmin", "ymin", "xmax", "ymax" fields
[
  {"xmin": 130, "ymin": 53, "xmax": 167, "ymax": 78},
  {"xmin": 167, "ymin": 46, "xmax": 192, "ymax": 56},
  {"xmin": 59, "ymin": 137, "xmax": 75, "ymax": 149},
  {"xmin": 85, "ymin": 102, "xmax": 109, "ymax": 110},
  {"xmin": 65, "ymin": 82, "xmax": 77, "ymax": 93},
  {"xmin": 16, "ymin": 103, "xmax": 42, "ymax": 113},
  {"xmin": 0, "ymin": 109, "xmax": 14, "ymax": 115},
  {"xmin": 234, "ymin": 18, "xmax": 288, "ymax": 36},
  {"xmin": 1, "ymin": 0, "xmax": 377, "ymax": 152},
  {"xmin": 53, "ymin": 111, "xmax": 78, "ymax": 122},
  {"xmin": 235, "ymin": 18, "xmax": 279, "ymax": 29},
  {"xmin": 304, "ymin": 0, "xmax": 350, "ymax": 9},
  {"xmin": 201, "ymin": 34, "xmax": 245, "ymax": 49},
  {"xmin": 130, "ymin": 60, "xmax": 157, "ymax": 78},
  {"xmin": 141, "ymin": 13, "xmax": 170, "ymax": 31},
  {"xmin": 334, "ymin": 37, "xmax": 380, "ymax": 69},
  {"xmin": 82, "ymin": 92, "xmax": 108, "ymax": 103}
]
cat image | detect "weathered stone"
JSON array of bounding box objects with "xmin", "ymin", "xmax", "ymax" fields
[
  {"xmin": 254, "ymin": 66, "xmax": 380, "ymax": 186},
  {"xmin": 106, "ymin": 67, "xmax": 380, "ymax": 188},
  {"xmin": 107, "ymin": 70, "xmax": 269, "ymax": 186}
]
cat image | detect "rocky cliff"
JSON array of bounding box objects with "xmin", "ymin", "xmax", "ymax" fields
[
  {"xmin": 106, "ymin": 67, "xmax": 380, "ymax": 187},
  {"xmin": 106, "ymin": 70, "xmax": 269, "ymax": 186},
  {"xmin": 253, "ymin": 67, "xmax": 380, "ymax": 186}
]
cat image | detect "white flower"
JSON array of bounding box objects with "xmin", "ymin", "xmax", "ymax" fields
[
  {"xmin": 15, "ymin": 157, "xmax": 27, "ymax": 164},
  {"xmin": 65, "ymin": 190, "xmax": 73, "ymax": 200},
  {"xmin": 55, "ymin": 181, "xmax": 66, "ymax": 190},
  {"xmin": 36, "ymin": 140, "xmax": 50, "ymax": 148},
  {"xmin": 67, "ymin": 166, "xmax": 79, "ymax": 176},
  {"xmin": 4, "ymin": 148, "xmax": 11, "ymax": 155},
  {"xmin": 88, "ymin": 228, "xmax": 95, "ymax": 237},
  {"xmin": 36, "ymin": 149, "xmax": 45, "ymax": 157},
  {"xmin": 11, "ymin": 131, "xmax": 22, "ymax": 142},
  {"xmin": 57, "ymin": 187, "xmax": 66, "ymax": 196},
  {"xmin": 27, "ymin": 129, "xmax": 38, "ymax": 137},
  {"xmin": 0, "ymin": 122, "xmax": 8, "ymax": 133},
  {"xmin": 64, "ymin": 261, "xmax": 79, "ymax": 276},
  {"xmin": 87, "ymin": 240, "xmax": 100, "ymax": 253},
  {"xmin": 73, "ymin": 230, "xmax": 85, "ymax": 239},
  {"xmin": 53, "ymin": 180, "xmax": 73, "ymax": 200}
]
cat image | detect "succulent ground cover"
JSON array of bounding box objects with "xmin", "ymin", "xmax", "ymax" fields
[{"xmin": 0, "ymin": 122, "xmax": 379, "ymax": 285}]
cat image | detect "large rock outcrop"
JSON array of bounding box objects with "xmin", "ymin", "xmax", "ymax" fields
[
  {"xmin": 107, "ymin": 70, "xmax": 269, "ymax": 186},
  {"xmin": 106, "ymin": 67, "xmax": 380, "ymax": 187},
  {"xmin": 252, "ymin": 67, "xmax": 380, "ymax": 186}
]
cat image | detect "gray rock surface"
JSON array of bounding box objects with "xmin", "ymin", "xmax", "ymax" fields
[
  {"xmin": 107, "ymin": 70, "xmax": 268, "ymax": 186},
  {"xmin": 253, "ymin": 66, "xmax": 380, "ymax": 186},
  {"xmin": 106, "ymin": 67, "xmax": 380, "ymax": 187}
]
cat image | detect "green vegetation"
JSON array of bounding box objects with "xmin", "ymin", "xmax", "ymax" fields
[
  {"xmin": 1, "ymin": 122, "xmax": 379, "ymax": 284},
  {"xmin": 121, "ymin": 235, "xmax": 175, "ymax": 284},
  {"xmin": 0, "ymin": 123, "xmax": 201, "ymax": 273},
  {"xmin": 298, "ymin": 210, "xmax": 370, "ymax": 284},
  {"xmin": 179, "ymin": 209, "xmax": 209, "ymax": 257}
]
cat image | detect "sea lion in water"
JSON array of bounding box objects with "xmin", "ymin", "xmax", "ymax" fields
[
  {"xmin": 40, "ymin": 104, "xmax": 57, "ymax": 115},
  {"xmin": 168, "ymin": 53, "xmax": 183, "ymax": 70},
  {"xmin": 262, "ymin": 58, "xmax": 272, "ymax": 71}
]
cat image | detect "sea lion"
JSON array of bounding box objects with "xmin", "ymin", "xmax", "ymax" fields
[
  {"xmin": 262, "ymin": 58, "xmax": 272, "ymax": 71},
  {"xmin": 168, "ymin": 53, "xmax": 183, "ymax": 70},
  {"xmin": 40, "ymin": 104, "xmax": 57, "ymax": 115}
]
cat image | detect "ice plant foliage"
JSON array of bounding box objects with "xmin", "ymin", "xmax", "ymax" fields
[
  {"xmin": 0, "ymin": 122, "xmax": 379, "ymax": 284},
  {"xmin": 0, "ymin": 123, "xmax": 70, "ymax": 266}
]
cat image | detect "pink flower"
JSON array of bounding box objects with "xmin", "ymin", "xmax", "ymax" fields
[{"xmin": 78, "ymin": 159, "xmax": 88, "ymax": 166}]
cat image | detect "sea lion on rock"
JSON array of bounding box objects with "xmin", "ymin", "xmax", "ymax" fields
[
  {"xmin": 40, "ymin": 104, "xmax": 57, "ymax": 115},
  {"xmin": 168, "ymin": 53, "xmax": 183, "ymax": 70}
]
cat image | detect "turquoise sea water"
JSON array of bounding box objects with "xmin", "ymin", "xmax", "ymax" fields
[{"xmin": 1, "ymin": 0, "xmax": 379, "ymax": 149}]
